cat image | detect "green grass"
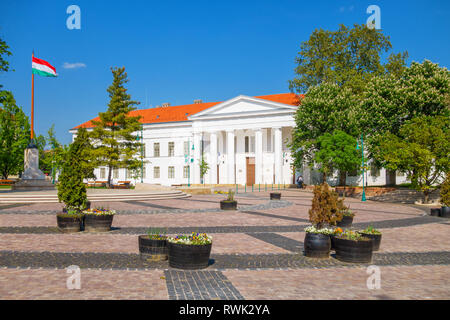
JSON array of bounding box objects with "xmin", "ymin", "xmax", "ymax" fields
[{"xmin": 0, "ymin": 185, "xmax": 12, "ymax": 189}]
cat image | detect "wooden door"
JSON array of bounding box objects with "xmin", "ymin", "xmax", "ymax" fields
[{"xmin": 246, "ymin": 157, "xmax": 255, "ymax": 186}]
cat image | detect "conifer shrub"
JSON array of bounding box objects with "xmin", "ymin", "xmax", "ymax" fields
[
  {"xmin": 308, "ymin": 183, "xmax": 343, "ymax": 229},
  {"xmin": 57, "ymin": 135, "xmax": 88, "ymax": 211}
]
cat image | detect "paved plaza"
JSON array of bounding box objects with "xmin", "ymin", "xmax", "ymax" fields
[{"xmin": 0, "ymin": 189, "xmax": 449, "ymax": 300}]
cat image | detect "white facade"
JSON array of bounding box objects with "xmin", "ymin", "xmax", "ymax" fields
[{"xmin": 71, "ymin": 94, "xmax": 410, "ymax": 187}]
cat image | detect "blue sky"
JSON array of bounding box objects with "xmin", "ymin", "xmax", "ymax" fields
[{"xmin": 0, "ymin": 0, "xmax": 449, "ymax": 145}]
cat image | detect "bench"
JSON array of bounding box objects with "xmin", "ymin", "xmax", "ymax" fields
[
  {"xmin": 0, "ymin": 179, "xmax": 15, "ymax": 186},
  {"xmin": 111, "ymin": 181, "xmax": 131, "ymax": 189},
  {"xmin": 86, "ymin": 181, "xmax": 107, "ymax": 188}
]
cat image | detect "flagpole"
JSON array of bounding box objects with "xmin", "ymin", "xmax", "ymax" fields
[{"xmin": 31, "ymin": 51, "xmax": 34, "ymax": 141}]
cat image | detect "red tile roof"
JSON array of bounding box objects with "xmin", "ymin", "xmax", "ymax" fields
[{"xmin": 73, "ymin": 93, "xmax": 302, "ymax": 129}]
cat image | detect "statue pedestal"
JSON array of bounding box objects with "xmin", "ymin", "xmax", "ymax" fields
[{"xmin": 12, "ymin": 144, "xmax": 55, "ymax": 191}]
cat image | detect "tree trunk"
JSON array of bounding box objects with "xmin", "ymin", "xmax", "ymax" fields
[
  {"xmin": 423, "ymin": 190, "xmax": 430, "ymax": 204},
  {"xmin": 322, "ymin": 172, "xmax": 327, "ymax": 184},
  {"xmin": 339, "ymin": 170, "xmax": 346, "ymax": 186},
  {"xmin": 107, "ymin": 165, "xmax": 112, "ymax": 189}
]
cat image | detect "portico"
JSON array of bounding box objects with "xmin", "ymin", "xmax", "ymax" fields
[{"xmin": 189, "ymin": 95, "xmax": 297, "ymax": 186}]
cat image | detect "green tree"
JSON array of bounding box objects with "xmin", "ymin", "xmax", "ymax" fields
[
  {"xmin": 0, "ymin": 91, "xmax": 31, "ymax": 179},
  {"xmin": 76, "ymin": 127, "xmax": 96, "ymax": 180},
  {"xmin": 374, "ymin": 116, "xmax": 450, "ymax": 203},
  {"xmin": 200, "ymin": 155, "xmax": 210, "ymax": 184},
  {"xmin": 0, "ymin": 36, "xmax": 12, "ymax": 74},
  {"xmin": 291, "ymin": 83, "xmax": 359, "ymax": 169},
  {"xmin": 57, "ymin": 133, "xmax": 88, "ymax": 210},
  {"xmin": 440, "ymin": 174, "xmax": 450, "ymax": 207},
  {"xmin": 361, "ymin": 60, "xmax": 450, "ymax": 172},
  {"xmin": 314, "ymin": 130, "xmax": 361, "ymax": 184},
  {"xmin": 39, "ymin": 124, "xmax": 68, "ymax": 177},
  {"xmin": 90, "ymin": 67, "xmax": 142, "ymax": 188},
  {"xmin": 361, "ymin": 60, "xmax": 450, "ymax": 138},
  {"xmin": 289, "ymin": 24, "xmax": 406, "ymax": 95}
]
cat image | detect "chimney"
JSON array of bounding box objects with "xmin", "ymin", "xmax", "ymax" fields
[
  {"xmin": 194, "ymin": 99, "xmax": 203, "ymax": 104},
  {"xmin": 161, "ymin": 102, "xmax": 170, "ymax": 107}
]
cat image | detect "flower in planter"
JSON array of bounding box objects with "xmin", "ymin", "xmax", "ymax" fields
[
  {"xmin": 335, "ymin": 230, "xmax": 370, "ymax": 241},
  {"xmin": 58, "ymin": 206, "xmax": 85, "ymax": 218},
  {"xmin": 225, "ymin": 189, "xmax": 235, "ymax": 202},
  {"xmin": 359, "ymin": 225, "xmax": 381, "ymax": 235},
  {"xmin": 304, "ymin": 225, "xmax": 334, "ymax": 235},
  {"xmin": 168, "ymin": 232, "xmax": 212, "ymax": 245},
  {"xmin": 82, "ymin": 207, "xmax": 116, "ymax": 215},
  {"xmin": 146, "ymin": 227, "xmax": 168, "ymax": 240},
  {"xmin": 342, "ymin": 209, "xmax": 355, "ymax": 217},
  {"xmin": 333, "ymin": 227, "xmax": 344, "ymax": 235}
]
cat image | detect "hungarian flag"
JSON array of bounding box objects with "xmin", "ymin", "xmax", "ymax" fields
[{"xmin": 32, "ymin": 56, "xmax": 57, "ymax": 77}]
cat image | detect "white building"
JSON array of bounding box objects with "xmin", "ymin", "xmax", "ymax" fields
[{"xmin": 70, "ymin": 93, "xmax": 409, "ymax": 187}]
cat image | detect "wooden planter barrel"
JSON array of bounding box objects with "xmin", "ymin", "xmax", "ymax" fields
[
  {"xmin": 220, "ymin": 200, "xmax": 237, "ymax": 210},
  {"xmin": 56, "ymin": 214, "xmax": 83, "ymax": 233},
  {"xmin": 168, "ymin": 242, "xmax": 212, "ymax": 269},
  {"xmin": 138, "ymin": 235, "xmax": 168, "ymax": 261},
  {"xmin": 440, "ymin": 206, "xmax": 450, "ymax": 218},
  {"xmin": 430, "ymin": 208, "xmax": 441, "ymax": 216},
  {"xmin": 358, "ymin": 232, "xmax": 382, "ymax": 251},
  {"xmin": 334, "ymin": 236, "xmax": 373, "ymax": 263},
  {"xmin": 270, "ymin": 192, "xmax": 281, "ymax": 200},
  {"xmin": 304, "ymin": 232, "xmax": 331, "ymax": 258},
  {"xmin": 84, "ymin": 214, "xmax": 114, "ymax": 232},
  {"xmin": 337, "ymin": 215, "xmax": 354, "ymax": 228}
]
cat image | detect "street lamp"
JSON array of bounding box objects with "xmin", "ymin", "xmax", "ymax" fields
[{"xmin": 356, "ymin": 134, "xmax": 366, "ymax": 202}]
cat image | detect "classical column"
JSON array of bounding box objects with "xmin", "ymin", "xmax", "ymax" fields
[
  {"xmin": 255, "ymin": 129, "xmax": 263, "ymax": 184},
  {"xmin": 274, "ymin": 127, "xmax": 282, "ymax": 184},
  {"xmin": 226, "ymin": 130, "xmax": 235, "ymax": 184},
  {"xmin": 193, "ymin": 132, "xmax": 202, "ymax": 184},
  {"xmin": 209, "ymin": 131, "xmax": 218, "ymax": 185}
]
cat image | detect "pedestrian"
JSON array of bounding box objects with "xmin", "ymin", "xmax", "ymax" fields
[{"xmin": 297, "ymin": 175, "xmax": 304, "ymax": 189}]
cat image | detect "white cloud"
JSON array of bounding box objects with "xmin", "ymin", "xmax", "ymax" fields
[{"xmin": 62, "ymin": 62, "xmax": 86, "ymax": 69}]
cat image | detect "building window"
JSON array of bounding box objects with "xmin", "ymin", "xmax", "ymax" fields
[
  {"xmin": 154, "ymin": 143, "xmax": 160, "ymax": 157},
  {"xmin": 100, "ymin": 168, "xmax": 106, "ymax": 179},
  {"xmin": 168, "ymin": 142, "xmax": 175, "ymax": 157},
  {"xmin": 113, "ymin": 168, "xmax": 119, "ymax": 179},
  {"xmin": 184, "ymin": 141, "xmax": 189, "ymax": 155},
  {"xmin": 245, "ymin": 136, "xmax": 249, "ymax": 153},
  {"xmin": 183, "ymin": 166, "xmax": 189, "ymax": 178},
  {"xmin": 168, "ymin": 166, "xmax": 175, "ymax": 179},
  {"xmin": 154, "ymin": 166, "xmax": 160, "ymax": 179}
]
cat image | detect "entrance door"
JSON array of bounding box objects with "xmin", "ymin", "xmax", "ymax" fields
[
  {"xmin": 246, "ymin": 157, "xmax": 255, "ymax": 186},
  {"xmin": 217, "ymin": 165, "xmax": 219, "ymax": 184}
]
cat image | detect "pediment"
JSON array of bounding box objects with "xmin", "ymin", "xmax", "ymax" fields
[{"xmin": 189, "ymin": 95, "xmax": 297, "ymax": 120}]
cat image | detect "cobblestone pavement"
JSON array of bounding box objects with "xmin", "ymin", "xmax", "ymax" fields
[{"xmin": 0, "ymin": 189, "xmax": 449, "ymax": 300}]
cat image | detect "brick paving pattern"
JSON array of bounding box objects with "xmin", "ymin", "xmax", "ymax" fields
[
  {"xmin": 0, "ymin": 189, "xmax": 448, "ymax": 299},
  {"xmin": 164, "ymin": 270, "xmax": 244, "ymax": 300}
]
